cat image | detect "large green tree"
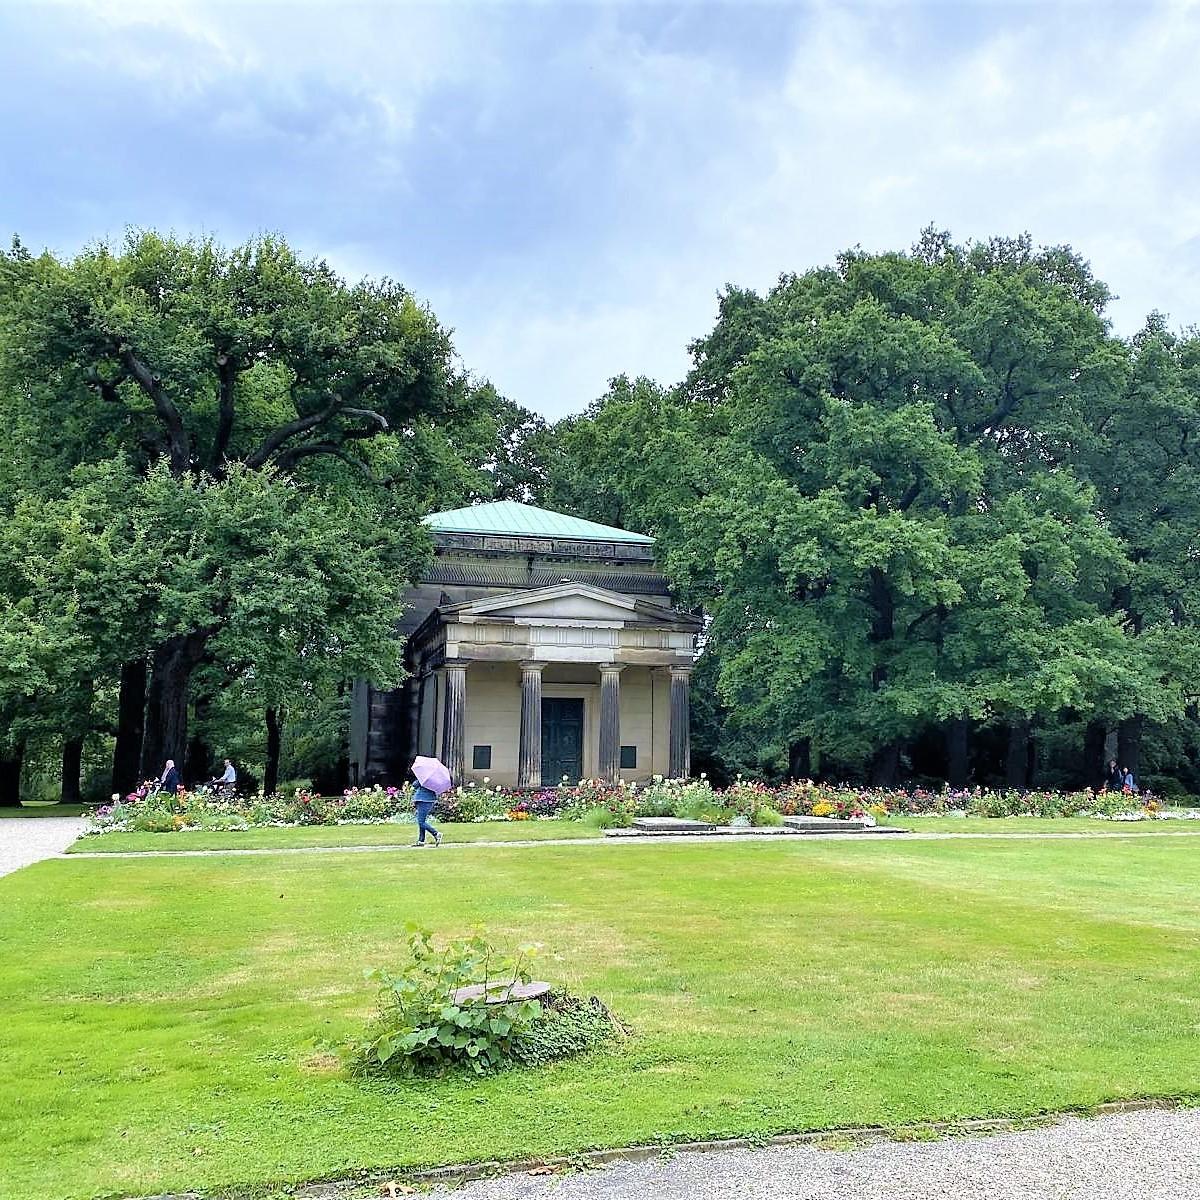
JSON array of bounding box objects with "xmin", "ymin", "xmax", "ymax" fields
[
  {"xmin": 0, "ymin": 230, "xmax": 511, "ymax": 799},
  {"xmin": 551, "ymin": 232, "xmax": 1195, "ymax": 786}
]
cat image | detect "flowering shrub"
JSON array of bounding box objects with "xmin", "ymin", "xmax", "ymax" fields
[
  {"xmin": 87, "ymin": 772, "xmax": 1172, "ymax": 837},
  {"xmin": 88, "ymin": 782, "xmax": 416, "ymax": 835}
]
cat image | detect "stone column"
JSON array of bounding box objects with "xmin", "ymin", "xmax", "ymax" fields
[
  {"xmin": 598, "ymin": 664, "xmax": 624, "ymax": 784},
  {"xmin": 440, "ymin": 661, "xmax": 467, "ymax": 786},
  {"xmin": 518, "ymin": 661, "xmax": 545, "ymax": 788},
  {"xmin": 669, "ymin": 666, "xmax": 692, "ymax": 779}
]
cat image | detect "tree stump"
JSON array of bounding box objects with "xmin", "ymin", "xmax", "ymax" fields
[{"xmin": 451, "ymin": 980, "xmax": 551, "ymax": 1005}]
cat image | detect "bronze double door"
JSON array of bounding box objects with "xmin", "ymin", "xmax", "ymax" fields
[{"xmin": 541, "ymin": 698, "xmax": 584, "ymax": 785}]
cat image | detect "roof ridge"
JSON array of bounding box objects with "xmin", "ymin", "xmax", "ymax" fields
[{"xmin": 423, "ymin": 500, "xmax": 654, "ymax": 544}]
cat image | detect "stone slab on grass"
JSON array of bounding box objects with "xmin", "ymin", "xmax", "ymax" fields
[
  {"xmin": 784, "ymin": 814, "xmax": 870, "ymax": 831},
  {"xmin": 632, "ymin": 817, "xmax": 716, "ymax": 832}
]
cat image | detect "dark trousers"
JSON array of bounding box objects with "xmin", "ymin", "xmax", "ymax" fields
[{"xmin": 414, "ymin": 801, "xmax": 439, "ymax": 844}]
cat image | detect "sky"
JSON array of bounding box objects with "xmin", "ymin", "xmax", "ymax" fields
[{"xmin": 2, "ymin": 1, "xmax": 1199, "ymax": 419}]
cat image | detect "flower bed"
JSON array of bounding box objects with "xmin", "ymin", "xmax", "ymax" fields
[
  {"xmin": 88, "ymin": 782, "xmax": 418, "ymax": 835},
  {"xmin": 85, "ymin": 774, "xmax": 1168, "ymax": 836}
]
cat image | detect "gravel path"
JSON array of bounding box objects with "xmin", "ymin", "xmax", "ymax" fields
[
  {"xmin": 440, "ymin": 1107, "xmax": 1200, "ymax": 1200},
  {"xmin": 0, "ymin": 816, "xmax": 88, "ymax": 877}
]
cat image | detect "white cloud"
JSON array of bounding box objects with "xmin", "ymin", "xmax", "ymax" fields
[
  {"xmin": 460, "ymin": 0, "xmax": 1200, "ymax": 416},
  {"xmin": 11, "ymin": 1, "xmax": 1200, "ymax": 418}
]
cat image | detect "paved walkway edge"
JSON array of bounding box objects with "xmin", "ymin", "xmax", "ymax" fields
[
  {"xmin": 64, "ymin": 826, "xmax": 1200, "ymax": 860},
  {"xmin": 132, "ymin": 1097, "xmax": 1189, "ymax": 1200}
]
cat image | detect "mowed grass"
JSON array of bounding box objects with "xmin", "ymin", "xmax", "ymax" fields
[
  {"xmin": 888, "ymin": 815, "xmax": 1200, "ymax": 834},
  {"xmin": 67, "ymin": 818, "xmax": 602, "ymax": 853},
  {"xmin": 67, "ymin": 815, "xmax": 1200, "ymax": 854},
  {"xmin": 1, "ymin": 802, "xmax": 89, "ymax": 818},
  {"xmin": 4, "ymin": 838, "xmax": 1200, "ymax": 1199}
]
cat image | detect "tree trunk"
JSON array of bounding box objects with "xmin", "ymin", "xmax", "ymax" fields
[
  {"xmin": 1083, "ymin": 719, "xmax": 1108, "ymax": 789},
  {"xmin": 140, "ymin": 633, "xmax": 209, "ymax": 780},
  {"xmin": 787, "ymin": 738, "xmax": 812, "ymax": 781},
  {"xmin": 866, "ymin": 568, "xmax": 898, "ymax": 786},
  {"xmin": 0, "ymin": 743, "xmax": 23, "ymax": 807},
  {"xmin": 111, "ymin": 659, "xmax": 147, "ymax": 798},
  {"xmin": 945, "ymin": 718, "xmax": 970, "ymax": 789},
  {"xmin": 264, "ymin": 707, "xmax": 282, "ymax": 796},
  {"xmin": 61, "ymin": 735, "xmax": 85, "ymax": 805},
  {"xmin": 869, "ymin": 741, "xmax": 901, "ymax": 787},
  {"xmin": 185, "ymin": 693, "xmax": 212, "ymax": 785},
  {"xmin": 1118, "ymin": 714, "xmax": 1143, "ymax": 777},
  {"xmin": 1005, "ymin": 719, "xmax": 1031, "ymax": 789}
]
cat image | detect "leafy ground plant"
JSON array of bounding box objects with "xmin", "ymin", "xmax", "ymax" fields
[
  {"xmin": 354, "ymin": 927, "xmax": 541, "ymax": 1075},
  {"xmin": 352, "ymin": 927, "xmax": 622, "ymax": 1076}
]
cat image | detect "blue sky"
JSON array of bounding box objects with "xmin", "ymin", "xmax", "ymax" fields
[{"xmin": 2, "ymin": 1, "xmax": 1199, "ymax": 417}]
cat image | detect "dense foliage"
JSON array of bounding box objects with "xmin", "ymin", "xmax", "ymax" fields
[
  {"xmin": 545, "ymin": 231, "xmax": 1200, "ymax": 791},
  {"xmin": 7, "ymin": 226, "xmax": 1200, "ymax": 800},
  {"xmin": 0, "ymin": 232, "xmax": 541, "ymax": 804}
]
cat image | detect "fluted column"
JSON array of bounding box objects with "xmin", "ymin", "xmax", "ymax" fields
[
  {"xmin": 518, "ymin": 661, "xmax": 545, "ymax": 788},
  {"xmin": 440, "ymin": 661, "xmax": 467, "ymax": 786},
  {"xmin": 669, "ymin": 666, "xmax": 691, "ymax": 779},
  {"xmin": 599, "ymin": 664, "xmax": 624, "ymax": 783}
]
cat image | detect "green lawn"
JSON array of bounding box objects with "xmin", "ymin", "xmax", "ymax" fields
[
  {"xmin": 67, "ymin": 814, "xmax": 1200, "ymax": 854},
  {"xmin": 68, "ymin": 818, "xmax": 602, "ymax": 853},
  {"xmin": 0, "ymin": 802, "xmax": 89, "ymax": 818},
  {"xmin": 4, "ymin": 837, "xmax": 1200, "ymax": 1199},
  {"xmin": 889, "ymin": 815, "xmax": 1200, "ymax": 834}
]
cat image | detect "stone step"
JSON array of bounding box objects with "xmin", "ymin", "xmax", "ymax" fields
[
  {"xmin": 783, "ymin": 814, "xmax": 870, "ymax": 832},
  {"xmin": 632, "ymin": 816, "xmax": 717, "ymax": 832}
]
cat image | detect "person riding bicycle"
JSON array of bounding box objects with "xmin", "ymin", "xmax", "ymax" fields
[{"xmin": 208, "ymin": 759, "xmax": 237, "ymax": 797}]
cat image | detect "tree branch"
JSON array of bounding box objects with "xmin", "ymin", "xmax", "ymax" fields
[
  {"xmin": 273, "ymin": 441, "xmax": 376, "ymax": 478},
  {"xmin": 244, "ymin": 395, "xmax": 341, "ymax": 469},
  {"xmin": 212, "ymin": 353, "xmax": 238, "ymax": 468},
  {"xmin": 967, "ymin": 362, "xmax": 1023, "ymax": 436},
  {"xmin": 85, "ymin": 366, "xmax": 127, "ymax": 405},
  {"xmin": 906, "ymin": 606, "xmax": 941, "ymax": 636},
  {"xmin": 120, "ymin": 346, "xmax": 191, "ymax": 473},
  {"xmin": 898, "ymin": 477, "xmax": 922, "ymax": 512}
]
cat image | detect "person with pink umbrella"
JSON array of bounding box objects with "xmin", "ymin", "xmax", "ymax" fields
[{"xmin": 410, "ymin": 756, "xmax": 451, "ymax": 847}]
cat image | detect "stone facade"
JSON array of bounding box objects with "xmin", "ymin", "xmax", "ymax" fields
[{"xmin": 349, "ymin": 506, "xmax": 701, "ymax": 788}]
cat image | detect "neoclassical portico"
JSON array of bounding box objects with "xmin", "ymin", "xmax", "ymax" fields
[
  {"xmin": 349, "ymin": 501, "xmax": 702, "ymax": 787},
  {"xmin": 407, "ymin": 582, "xmax": 699, "ymax": 787}
]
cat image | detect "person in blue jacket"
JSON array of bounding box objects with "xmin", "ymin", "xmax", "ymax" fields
[{"xmin": 413, "ymin": 782, "xmax": 442, "ymax": 847}]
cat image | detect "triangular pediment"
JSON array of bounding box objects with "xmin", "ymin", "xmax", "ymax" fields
[{"xmin": 442, "ymin": 582, "xmax": 698, "ymax": 628}]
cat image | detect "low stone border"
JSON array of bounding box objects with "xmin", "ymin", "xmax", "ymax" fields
[{"xmin": 132, "ymin": 1097, "xmax": 1186, "ymax": 1200}]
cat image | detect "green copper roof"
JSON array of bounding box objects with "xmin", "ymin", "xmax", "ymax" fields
[{"xmin": 423, "ymin": 501, "xmax": 654, "ymax": 544}]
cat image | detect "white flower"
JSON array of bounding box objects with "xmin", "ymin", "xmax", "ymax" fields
[
  {"xmin": 111, "ymin": 793, "xmax": 119, "ymax": 802},
  {"xmin": 483, "ymin": 777, "xmax": 490, "ymax": 784}
]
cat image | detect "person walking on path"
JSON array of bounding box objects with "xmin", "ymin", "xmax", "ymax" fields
[
  {"xmin": 158, "ymin": 759, "xmax": 181, "ymax": 797},
  {"xmin": 1106, "ymin": 759, "xmax": 1123, "ymax": 792},
  {"xmin": 412, "ymin": 783, "xmax": 442, "ymax": 847},
  {"xmin": 409, "ymin": 755, "xmax": 451, "ymax": 848}
]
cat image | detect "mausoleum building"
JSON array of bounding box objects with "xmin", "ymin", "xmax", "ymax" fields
[{"xmin": 349, "ymin": 501, "xmax": 701, "ymax": 788}]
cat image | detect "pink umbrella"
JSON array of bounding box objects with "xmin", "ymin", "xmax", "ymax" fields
[{"xmin": 411, "ymin": 756, "xmax": 452, "ymax": 795}]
